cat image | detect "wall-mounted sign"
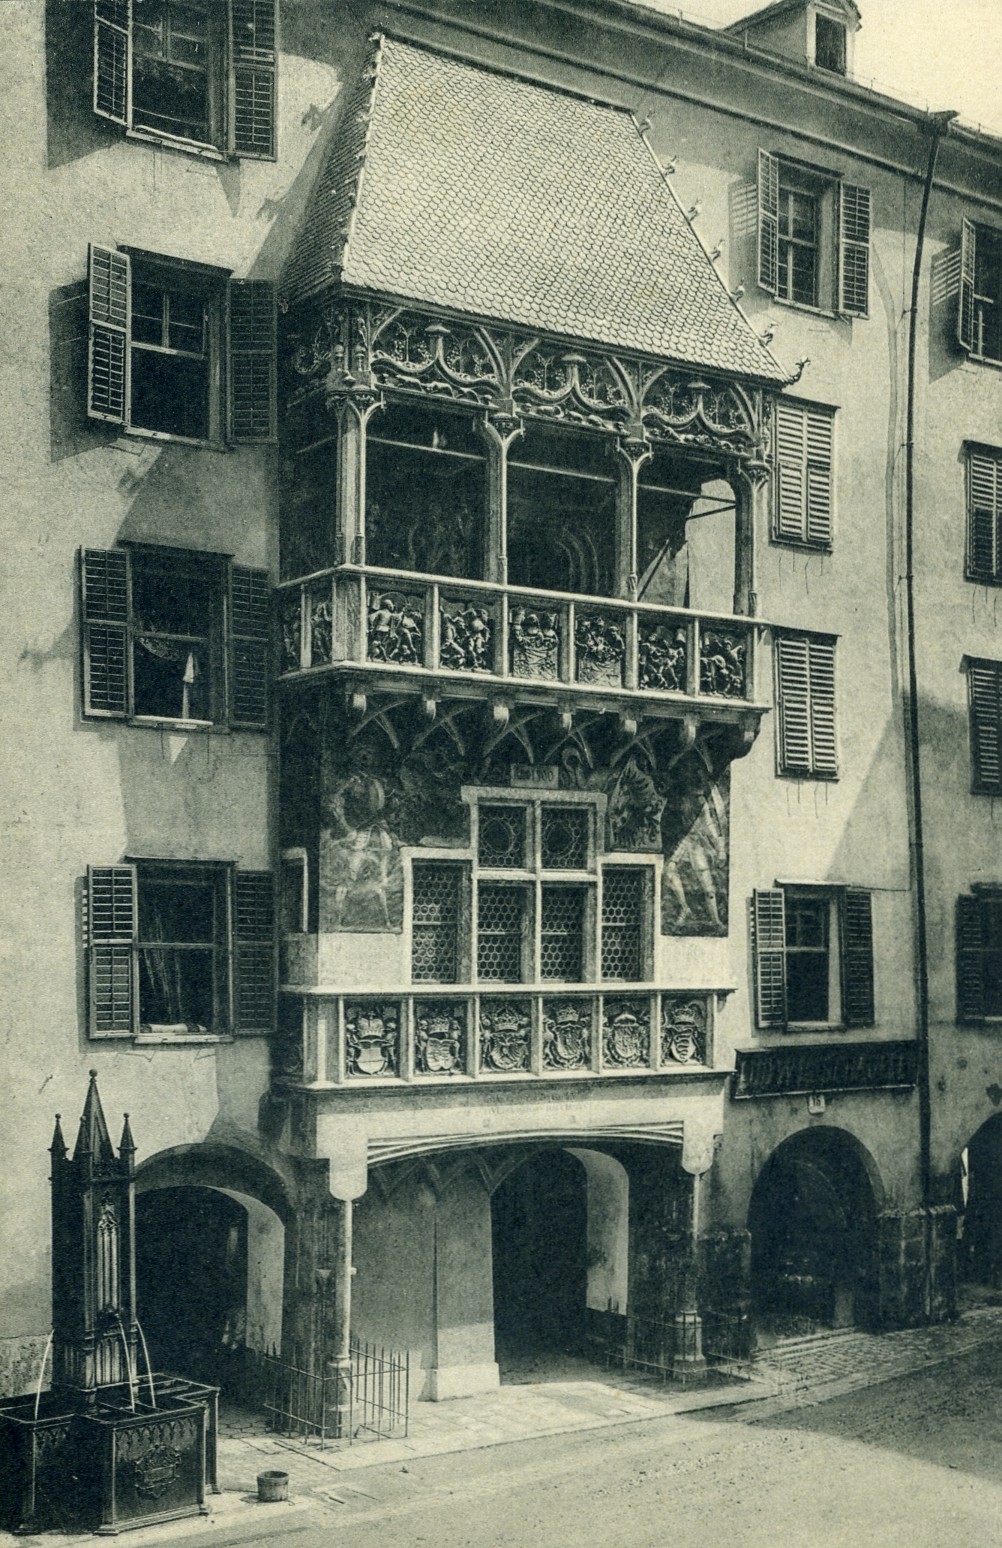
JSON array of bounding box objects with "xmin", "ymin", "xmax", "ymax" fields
[{"xmin": 510, "ymin": 764, "xmax": 559, "ymax": 789}]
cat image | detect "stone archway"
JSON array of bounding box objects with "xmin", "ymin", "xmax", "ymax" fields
[
  {"xmin": 491, "ymin": 1149, "xmax": 589, "ymax": 1367},
  {"xmin": 135, "ymin": 1146, "xmax": 290, "ymax": 1401},
  {"xmin": 748, "ymin": 1128, "xmax": 882, "ymax": 1336}
]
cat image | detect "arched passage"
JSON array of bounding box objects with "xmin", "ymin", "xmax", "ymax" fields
[
  {"xmin": 748, "ymin": 1128, "xmax": 881, "ymax": 1335},
  {"xmin": 135, "ymin": 1146, "xmax": 289, "ymax": 1400},
  {"xmin": 958, "ymin": 1115, "xmax": 1002, "ymax": 1290},
  {"xmin": 491, "ymin": 1149, "xmax": 588, "ymax": 1363}
]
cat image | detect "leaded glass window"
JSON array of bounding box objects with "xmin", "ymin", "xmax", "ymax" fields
[
  {"xmin": 540, "ymin": 886, "xmax": 585, "ymax": 981},
  {"xmin": 477, "ymin": 884, "xmax": 529, "ymax": 982},
  {"xmin": 412, "ymin": 863, "xmax": 462, "ymax": 983},
  {"xmin": 541, "ymin": 807, "xmax": 590, "ymax": 869},
  {"xmin": 601, "ymin": 868, "xmax": 644, "ymax": 981},
  {"xmin": 478, "ymin": 805, "xmax": 528, "ymax": 869}
]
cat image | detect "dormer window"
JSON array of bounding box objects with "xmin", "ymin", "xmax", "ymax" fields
[{"xmin": 815, "ymin": 14, "xmax": 848, "ymax": 74}]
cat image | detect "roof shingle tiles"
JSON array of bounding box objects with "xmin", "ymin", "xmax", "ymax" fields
[{"xmin": 283, "ymin": 36, "xmax": 787, "ymax": 383}]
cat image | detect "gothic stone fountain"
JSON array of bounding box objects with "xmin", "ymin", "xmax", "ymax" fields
[{"xmin": 0, "ymin": 1074, "xmax": 218, "ymax": 1535}]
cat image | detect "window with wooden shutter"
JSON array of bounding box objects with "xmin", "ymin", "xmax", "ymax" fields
[
  {"xmin": 234, "ymin": 871, "xmax": 275, "ymax": 1031},
  {"xmin": 838, "ymin": 184, "xmax": 871, "ymax": 317},
  {"xmin": 959, "ymin": 218, "xmax": 977, "ymax": 353},
  {"xmin": 229, "ymin": 0, "xmax": 277, "ymax": 158},
  {"xmin": 88, "ymin": 244, "xmax": 131, "ymax": 425},
  {"xmin": 955, "ymin": 892, "xmax": 1002, "ymax": 1022},
  {"xmin": 753, "ymin": 888, "xmax": 787, "ymax": 1029},
  {"xmin": 91, "ymin": 0, "xmax": 277, "ymax": 159},
  {"xmin": 773, "ymin": 400, "xmax": 834, "ymax": 547},
  {"xmin": 958, "ymin": 220, "xmax": 1002, "ymax": 363},
  {"xmin": 81, "ymin": 548, "xmax": 130, "ymax": 717},
  {"xmin": 88, "ymin": 864, "xmax": 137, "ymax": 1036},
  {"xmin": 968, "ymin": 658, "xmax": 1002, "ymax": 793},
  {"xmin": 228, "ymin": 280, "xmax": 276, "ymax": 444},
  {"xmin": 967, "ymin": 449, "xmax": 1002, "ymax": 583},
  {"xmin": 841, "ymin": 889, "xmax": 875, "ymax": 1027},
  {"xmin": 229, "ymin": 566, "xmax": 270, "ymax": 727},
  {"xmin": 757, "ymin": 149, "xmax": 779, "ymax": 296},
  {"xmin": 80, "ymin": 546, "xmax": 269, "ymax": 729},
  {"xmin": 775, "ymin": 633, "xmax": 838, "ymax": 779}
]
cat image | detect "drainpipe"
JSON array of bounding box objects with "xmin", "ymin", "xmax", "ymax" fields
[{"xmin": 903, "ymin": 109, "xmax": 956, "ymax": 1311}]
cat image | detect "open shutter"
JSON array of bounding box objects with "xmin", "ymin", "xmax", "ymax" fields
[
  {"xmin": 807, "ymin": 636, "xmax": 838, "ymax": 776},
  {"xmin": 234, "ymin": 871, "xmax": 275, "ymax": 1032},
  {"xmin": 757, "ymin": 149, "xmax": 779, "ymax": 295},
  {"xmin": 959, "ymin": 218, "xmax": 977, "ymax": 353},
  {"xmin": 229, "ymin": 0, "xmax": 277, "ymax": 158},
  {"xmin": 88, "ymin": 864, "xmax": 136, "ymax": 1037},
  {"xmin": 968, "ymin": 451, "xmax": 1000, "ymax": 582},
  {"xmin": 228, "ymin": 280, "xmax": 276, "ymax": 443},
  {"xmin": 969, "ymin": 659, "xmax": 1002, "ymax": 793},
  {"xmin": 81, "ymin": 548, "xmax": 130, "ymax": 718},
  {"xmin": 229, "ymin": 565, "xmax": 269, "ymax": 728},
  {"xmin": 776, "ymin": 635, "xmax": 811, "ymax": 773},
  {"xmin": 841, "ymin": 889, "xmax": 875, "ymax": 1027},
  {"xmin": 753, "ymin": 889, "xmax": 787, "ymax": 1029},
  {"xmin": 838, "ymin": 183, "xmax": 871, "ymax": 317},
  {"xmin": 774, "ymin": 400, "xmax": 806, "ymax": 540},
  {"xmin": 88, "ymin": 243, "xmax": 130, "ymax": 425},
  {"xmin": 805, "ymin": 407, "xmax": 834, "ymax": 546},
  {"xmin": 93, "ymin": 0, "xmax": 131, "ymax": 128},
  {"xmin": 957, "ymin": 894, "xmax": 986, "ymax": 1023}
]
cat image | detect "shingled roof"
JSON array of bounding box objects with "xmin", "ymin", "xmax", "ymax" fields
[{"xmin": 284, "ymin": 35, "xmax": 788, "ymax": 384}]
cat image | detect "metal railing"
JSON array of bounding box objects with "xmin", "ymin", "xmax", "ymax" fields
[
  {"xmin": 260, "ymin": 1339, "xmax": 409, "ymax": 1449},
  {"xmin": 275, "ymin": 986, "xmax": 717, "ymax": 1087},
  {"xmin": 276, "ymin": 564, "xmax": 755, "ymax": 706}
]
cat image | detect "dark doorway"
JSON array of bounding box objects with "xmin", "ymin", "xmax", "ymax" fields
[
  {"xmin": 959, "ymin": 1117, "xmax": 1002, "ymax": 1290},
  {"xmin": 749, "ymin": 1129, "xmax": 879, "ymax": 1336},
  {"xmin": 135, "ymin": 1187, "xmax": 248, "ymax": 1393},
  {"xmin": 491, "ymin": 1150, "xmax": 588, "ymax": 1365}
]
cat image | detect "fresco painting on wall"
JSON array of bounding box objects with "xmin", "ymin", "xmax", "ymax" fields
[{"xmin": 660, "ymin": 751, "xmax": 730, "ymax": 937}]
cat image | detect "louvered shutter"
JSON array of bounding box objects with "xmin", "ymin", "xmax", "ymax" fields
[
  {"xmin": 969, "ymin": 659, "xmax": 1002, "ymax": 792},
  {"xmin": 88, "ymin": 864, "xmax": 136, "ymax": 1036},
  {"xmin": 959, "ymin": 218, "xmax": 977, "ymax": 353},
  {"xmin": 757, "ymin": 149, "xmax": 779, "ymax": 295},
  {"xmin": 754, "ymin": 889, "xmax": 787, "ymax": 1029},
  {"xmin": 81, "ymin": 548, "xmax": 130, "ymax": 718},
  {"xmin": 93, "ymin": 0, "xmax": 131, "ymax": 128},
  {"xmin": 88, "ymin": 243, "xmax": 130, "ymax": 425},
  {"xmin": 807, "ymin": 636, "xmax": 838, "ymax": 776},
  {"xmin": 968, "ymin": 451, "xmax": 1000, "ymax": 582},
  {"xmin": 957, "ymin": 894, "xmax": 986, "ymax": 1022},
  {"xmin": 228, "ymin": 0, "xmax": 277, "ymax": 158},
  {"xmin": 775, "ymin": 400, "xmax": 807, "ymax": 540},
  {"xmin": 805, "ymin": 408, "xmax": 834, "ymax": 545},
  {"xmin": 776, "ymin": 635, "xmax": 811, "ymax": 773},
  {"xmin": 228, "ymin": 280, "xmax": 276, "ymax": 443},
  {"xmin": 234, "ymin": 871, "xmax": 275, "ymax": 1031},
  {"xmin": 229, "ymin": 565, "xmax": 269, "ymax": 728},
  {"xmin": 838, "ymin": 184, "xmax": 871, "ymax": 317},
  {"xmin": 841, "ymin": 889, "xmax": 875, "ymax": 1027}
]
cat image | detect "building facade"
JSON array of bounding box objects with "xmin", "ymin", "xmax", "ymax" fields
[{"xmin": 2, "ymin": 0, "xmax": 1001, "ymax": 1406}]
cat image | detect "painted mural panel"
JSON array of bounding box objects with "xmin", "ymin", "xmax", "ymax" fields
[{"xmin": 660, "ymin": 751, "xmax": 730, "ymax": 938}]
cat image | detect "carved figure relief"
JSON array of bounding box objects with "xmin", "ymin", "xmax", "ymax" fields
[
  {"xmin": 367, "ymin": 592, "xmax": 425, "ymax": 666},
  {"xmin": 661, "ymin": 752, "xmax": 730, "ymax": 937},
  {"xmin": 607, "ymin": 756, "xmax": 664, "ymax": 851},
  {"xmin": 440, "ymin": 601, "xmax": 494, "ymax": 672},
  {"xmin": 281, "ymin": 595, "xmax": 302, "ymax": 674},
  {"xmin": 510, "ymin": 607, "xmax": 561, "ymax": 679},
  {"xmin": 639, "ymin": 621, "xmax": 688, "ymax": 692},
  {"xmin": 699, "ymin": 626, "xmax": 748, "ymax": 698},
  {"xmin": 575, "ymin": 613, "xmax": 626, "ymax": 686},
  {"xmin": 309, "ymin": 587, "xmax": 333, "ymax": 666},
  {"xmin": 414, "ymin": 1004, "xmax": 467, "ymax": 1075},
  {"xmin": 345, "ymin": 1002, "xmax": 399, "ymax": 1077},
  {"xmin": 480, "ymin": 1000, "xmax": 532, "ymax": 1072},
  {"xmin": 542, "ymin": 1000, "xmax": 593, "ymax": 1069}
]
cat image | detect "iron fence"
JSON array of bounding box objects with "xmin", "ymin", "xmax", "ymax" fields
[{"xmin": 259, "ymin": 1338, "xmax": 408, "ymax": 1449}]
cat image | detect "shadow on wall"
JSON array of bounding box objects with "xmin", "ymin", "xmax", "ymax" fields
[
  {"xmin": 50, "ymin": 281, "xmax": 116, "ymax": 464},
  {"xmin": 45, "ymin": 0, "xmax": 117, "ymax": 170},
  {"xmin": 727, "ymin": 179, "xmax": 758, "ymax": 298}
]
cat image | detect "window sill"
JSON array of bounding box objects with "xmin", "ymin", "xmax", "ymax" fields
[
  {"xmin": 776, "ymin": 768, "xmax": 840, "ymax": 783},
  {"xmin": 126, "ymin": 126, "xmax": 231, "ymax": 164},
  {"xmin": 770, "ymin": 538, "xmax": 833, "ymax": 555},
  {"xmin": 116, "ymin": 428, "xmax": 229, "ymax": 454},
  {"xmin": 131, "ymin": 715, "xmax": 218, "ymax": 731},
  {"xmin": 962, "ymin": 351, "xmax": 1002, "ymax": 371},
  {"xmin": 134, "ymin": 1031, "xmax": 235, "ymax": 1046},
  {"xmin": 784, "ymin": 1022, "xmax": 848, "ymax": 1035}
]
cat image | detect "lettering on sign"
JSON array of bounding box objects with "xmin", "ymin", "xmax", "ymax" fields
[{"xmin": 510, "ymin": 764, "xmax": 558, "ymax": 789}]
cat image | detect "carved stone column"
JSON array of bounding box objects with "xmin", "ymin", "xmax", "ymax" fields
[
  {"xmin": 614, "ymin": 432, "xmax": 652, "ymax": 600},
  {"xmin": 731, "ymin": 461, "xmax": 770, "ymax": 617},
  {"xmin": 330, "ymin": 389, "xmax": 381, "ymax": 567},
  {"xmin": 482, "ymin": 409, "xmax": 523, "ymax": 586}
]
